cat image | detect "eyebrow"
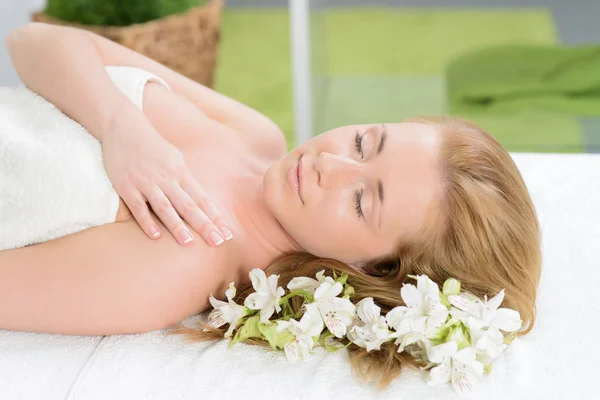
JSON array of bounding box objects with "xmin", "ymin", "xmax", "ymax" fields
[
  {"xmin": 377, "ymin": 124, "xmax": 387, "ymax": 155},
  {"xmin": 376, "ymin": 124, "xmax": 386, "ymax": 228}
]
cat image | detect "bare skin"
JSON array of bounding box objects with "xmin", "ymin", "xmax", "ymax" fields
[{"xmin": 0, "ymin": 23, "xmax": 441, "ymax": 336}]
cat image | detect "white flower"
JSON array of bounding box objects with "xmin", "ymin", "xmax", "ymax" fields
[
  {"xmin": 449, "ymin": 289, "xmax": 521, "ymax": 359},
  {"xmin": 207, "ymin": 282, "xmax": 250, "ymax": 338},
  {"xmin": 276, "ymin": 303, "xmax": 324, "ymax": 363},
  {"xmin": 426, "ymin": 342, "xmax": 485, "ymax": 395},
  {"xmin": 313, "ymin": 279, "xmax": 356, "ymax": 338},
  {"xmin": 449, "ymin": 289, "xmax": 521, "ymax": 333},
  {"xmin": 287, "ymin": 270, "xmax": 329, "ymax": 293},
  {"xmin": 347, "ymin": 298, "xmax": 393, "ymax": 351},
  {"xmin": 386, "ymin": 275, "xmax": 449, "ymax": 351},
  {"xmin": 244, "ymin": 269, "xmax": 285, "ymax": 323}
]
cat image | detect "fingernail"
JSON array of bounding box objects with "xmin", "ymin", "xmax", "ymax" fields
[
  {"xmin": 211, "ymin": 231, "xmax": 224, "ymax": 246},
  {"xmin": 220, "ymin": 227, "xmax": 233, "ymax": 241},
  {"xmin": 150, "ymin": 226, "xmax": 160, "ymax": 238},
  {"xmin": 181, "ymin": 229, "xmax": 194, "ymax": 244}
]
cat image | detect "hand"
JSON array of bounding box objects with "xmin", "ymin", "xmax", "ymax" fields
[{"xmin": 100, "ymin": 119, "xmax": 233, "ymax": 247}]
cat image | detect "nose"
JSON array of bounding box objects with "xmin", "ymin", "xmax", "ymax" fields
[{"xmin": 315, "ymin": 151, "xmax": 362, "ymax": 188}]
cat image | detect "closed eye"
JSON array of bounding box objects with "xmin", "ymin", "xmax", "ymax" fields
[
  {"xmin": 355, "ymin": 189, "xmax": 364, "ymax": 219},
  {"xmin": 355, "ymin": 130, "xmax": 365, "ymax": 159}
]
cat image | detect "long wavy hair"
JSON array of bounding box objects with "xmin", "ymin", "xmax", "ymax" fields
[{"xmin": 169, "ymin": 116, "xmax": 542, "ymax": 390}]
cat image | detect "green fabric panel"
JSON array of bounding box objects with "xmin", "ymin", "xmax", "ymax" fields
[
  {"xmin": 448, "ymin": 44, "xmax": 600, "ymax": 116},
  {"xmin": 327, "ymin": 9, "xmax": 557, "ymax": 75}
]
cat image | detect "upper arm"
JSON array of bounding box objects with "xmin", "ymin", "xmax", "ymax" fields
[{"xmin": 0, "ymin": 220, "xmax": 226, "ymax": 336}]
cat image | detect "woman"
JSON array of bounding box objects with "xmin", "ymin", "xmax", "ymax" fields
[{"xmin": 0, "ymin": 22, "xmax": 541, "ymax": 376}]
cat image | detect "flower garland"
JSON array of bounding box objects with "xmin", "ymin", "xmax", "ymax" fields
[{"xmin": 206, "ymin": 269, "xmax": 522, "ymax": 396}]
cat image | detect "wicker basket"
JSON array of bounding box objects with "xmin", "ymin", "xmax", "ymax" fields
[{"xmin": 32, "ymin": 0, "xmax": 223, "ymax": 87}]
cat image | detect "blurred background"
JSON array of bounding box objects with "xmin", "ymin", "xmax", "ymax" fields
[{"xmin": 1, "ymin": 0, "xmax": 599, "ymax": 152}]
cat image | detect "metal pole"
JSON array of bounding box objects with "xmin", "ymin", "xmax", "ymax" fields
[{"xmin": 289, "ymin": 0, "xmax": 313, "ymax": 145}]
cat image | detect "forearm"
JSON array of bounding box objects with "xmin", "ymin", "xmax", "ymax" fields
[
  {"xmin": 5, "ymin": 22, "xmax": 146, "ymax": 142},
  {"xmin": 8, "ymin": 23, "xmax": 280, "ymax": 136}
]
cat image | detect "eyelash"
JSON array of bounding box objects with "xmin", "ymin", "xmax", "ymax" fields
[
  {"xmin": 353, "ymin": 130, "xmax": 367, "ymax": 220},
  {"xmin": 354, "ymin": 130, "xmax": 365, "ymax": 159},
  {"xmin": 355, "ymin": 189, "xmax": 364, "ymax": 219}
]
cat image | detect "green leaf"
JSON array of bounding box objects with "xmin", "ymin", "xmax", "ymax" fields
[
  {"xmin": 238, "ymin": 315, "xmax": 263, "ymax": 341},
  {"xmin": 484, "ymin": 362, "xmax": 493, "ymax": 375},
  {"xmin": 258, "ymin": 322, "xmax": 279, "ymax": 350},
  {"xmin": 336, "ymin": 273, "xmax": 348, "ymax": 286},
  {"xmin": 503, "ymin": 331, "xmax": 517, "ymax": 345},
  {"xmin": 343, "ymin": 284, "xmax": 355, "ymax": 298},
  {"xmin": 275, "ymin": 330, "xmax": 296, "ymax": 349},
  {"xmin": 442, "ymin": 278, "xmax": 461, "ymax": 296},
  {"xmin": 228, "ymin": 327, "xmax": 243, "ymax": 350},
  {"xmin": 439, "ymin": 292, "xmax": 450, "ymax": 307}
]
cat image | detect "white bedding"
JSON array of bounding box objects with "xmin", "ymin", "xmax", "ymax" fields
[{"xmin": 1, "ymin": 152, "xmax": 599, "ymax": 400}]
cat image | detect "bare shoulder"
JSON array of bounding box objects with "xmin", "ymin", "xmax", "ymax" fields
[{"xmin": 0, "ymin": 218, "xmax": 235, "ymax": 335}]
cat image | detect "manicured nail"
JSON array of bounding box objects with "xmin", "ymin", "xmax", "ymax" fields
[
  {"xmin": 150, "ymin": 225, "xmax": 160, "ymax": 238},
  {"xmin": 220, "ymin": 227, "xmax": 233, "ymax": 241},
  {"xmin": 211, "ymin": 231, "xmax": 224, "ymax": 246},
  {"xmin": 181, "ymin": 229, "xmax": 193, "ymax": 244}
]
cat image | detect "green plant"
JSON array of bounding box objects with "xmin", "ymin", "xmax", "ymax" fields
[{"xmin": 45, "ymin": 0, "xmax": 207, "ymax": 26}]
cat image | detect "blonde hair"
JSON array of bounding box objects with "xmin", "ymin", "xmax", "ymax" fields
[{"xmin": 169, "ymin": 116, "xmax": 542, "ymax": 390}]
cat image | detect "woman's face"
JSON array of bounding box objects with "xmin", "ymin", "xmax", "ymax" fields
[{"xmin": 263, "ymin": 122, "xmax": 442, "ymax": 266}]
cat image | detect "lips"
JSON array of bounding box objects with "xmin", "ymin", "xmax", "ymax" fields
[{"xmin": 287, "ymin": 155, "xmax": 304, "ymax": 203}]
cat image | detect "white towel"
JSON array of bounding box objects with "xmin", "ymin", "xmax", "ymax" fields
[
  {"xmin": 1, "ymin": 152, "xmax": 599, "ymax": 400},
  {"xmin": 0, "ymin": 65, "xmax": 170, "ymax": 250}
]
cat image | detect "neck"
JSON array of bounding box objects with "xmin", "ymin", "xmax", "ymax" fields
[{"xmin": 231, "ymin": 176, "xmax": 304, "ymax": 278}]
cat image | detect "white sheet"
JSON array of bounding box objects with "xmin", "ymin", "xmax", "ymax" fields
[{"xmin": 1, "ymin": 152, "xmax": 599, "ymax": 400}]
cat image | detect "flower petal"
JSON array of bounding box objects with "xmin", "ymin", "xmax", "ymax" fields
[
  {"xmin": 267, "ymin": 273, "xmax": 282, "ymax": 294},
  {"xmin": 249, "ymin": 269, "xmax": 268, "ymax": 292},
  {"xmin": 385, "ymin": 306, "xmax": 411, "ymax": 330},
  {"xmin": 401, "ymin": 283, "xmax": 423, "ymax": 309},
  {"xmin": 244, "ymin": 292, "xmax": 272, "ymax": 310},
  {"xmin": 207, "ymin": 309, "xmax": 226, "ymax": 328},
  {"xmin": 259, "ymin": 303, "xmax": 276, "ymax": 323},
  {"xmin": 209, "ymin": 295, "xmax": 227, "ymax": 309},
  {"xmin": 417, "ymin": 275, "xmax": 441, "ymax": 302},
  {"xmin": 225, "ymin": 282, "xmax": 237, "ymax": 302},
  {"xmin": 490, "ymin": 308, "xmax": 522, "ymax": 332},
  {"xmin": 451, "ymin": 347, "xmax": 477, "ymax": 365},
  {"xmin": 427, "ymin": 341, "xmax": 458, "ymax": 363},
  {"xmin": 428, "ymin": 359, "xmax": 452, "ymax": 386},
  {"xmin": 485, "ymin": 289, "xmax": 505, "ymax": 312},
  {"xmin": 283, "ymin": 340, "xmax": 301, "ymax": 363},
  {"xmin": 299, "ymin": 303, "xmax": 325, "ymax": 337},
  {"xmin": 314, "ymin": 281, "xmax": 344, "ymax": 300},
  {"xmin": 287, "ymin": 277, "xmax": 319, "ymax": 292},
  {"xmin": 451, "ymin": 370, "xmax": 478, "ymax": 395},
  {"xmin": 356, "ymin": 297, "xmax": 381, "ymax": 324}
]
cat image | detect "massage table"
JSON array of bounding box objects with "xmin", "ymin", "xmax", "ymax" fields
[{"xmin": 1, "ymin": 152, "xmax": 599, "ymax": 399}]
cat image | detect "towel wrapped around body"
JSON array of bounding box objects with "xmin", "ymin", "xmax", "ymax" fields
[{"xmin": 0, "ymin": 65, "xmax": 169, "ymax": 250}]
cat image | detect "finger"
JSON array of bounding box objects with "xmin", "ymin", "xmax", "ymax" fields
[
  {"xmin": 166, "ymin": 183, "xmax": 226, "ymax": 247},
  {"xmin": 146, "ymin": 187, "xmax": 195, "ymax": 246},
  {"xmin": 182, "ymin": 177, "xmax": 234, "ymax": 241},
  {"xmin": 123, "ymin": 190, "xmax": 162, "ymax": 240}
]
